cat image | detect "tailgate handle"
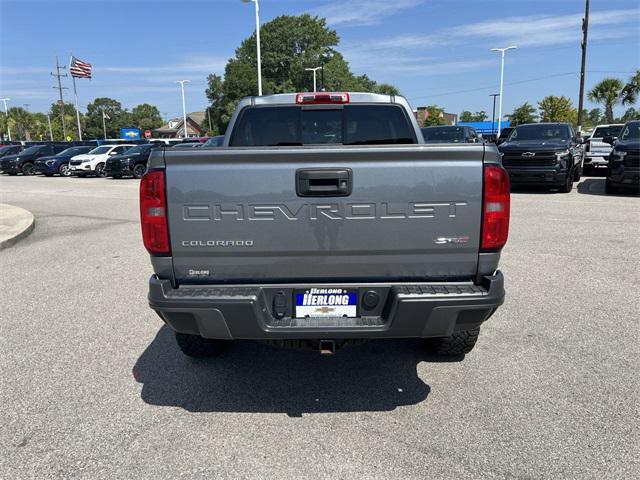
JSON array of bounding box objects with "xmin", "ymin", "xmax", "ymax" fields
[{"xmin": 296, "ymin": 169, "xmax": 352, "ymax": 197}]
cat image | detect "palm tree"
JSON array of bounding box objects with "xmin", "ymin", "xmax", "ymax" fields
[
  {"xmin": 7, "ymin": 107, "xmax": 32, "ymax": 141},
  {"xmin": 588, "ymin": 78, "xmax": 624, "ymax": 123},
  {"xmin": 621, "ymin": 70, "xmax": 640, "ymax": 106}
]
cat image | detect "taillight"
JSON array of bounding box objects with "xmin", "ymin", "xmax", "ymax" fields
[
  {"xmin": 481, "ymin": 165, "xmax": 510, "ymax": 251},
  {"xmin": 140, "ymin": 170, "xmax": 170, "ymax": 254},
  {"xmin": 296, "ymin": 92, "xmax": 350, "ymax": 104}
]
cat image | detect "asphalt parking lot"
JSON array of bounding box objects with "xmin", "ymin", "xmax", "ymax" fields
[{"xmin": 1, "ymin": 173, "xmax": 638, "ymax": 479}]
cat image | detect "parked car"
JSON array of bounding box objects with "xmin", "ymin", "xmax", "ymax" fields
[
  {"xmin": 105, "ymin": 143, "xmax": 162, "ymax": 179},
  {"xmin": 584, "ymin": 124, "xmax": 624, "ymax": 172},
  {"xmin": 497, "ymin": 122, "xmax": 584, "ymax": 193},
  {"xmin": 200, "ymin": 135, "xmax": 225, "ymax": 148},
  {"xmin": 68, "ymin": 144, "xmax": 136, "ymax": 177},
  {"xmin": 496, "ymin": 127, "xmax": 514, "ymax": 146},
  {"xmin": 604, "ymin": 120, "xmax": 639, "ymax": 194},
  {"xmin": 0, "ymin": 143, "xmax": 68, "ymax": 175},
  {"xmin": 142, "ymin": 91, "xmax": 509, "ymax": 359},
  {"xmin": 34, "ymin": 146, "xmax": 94, "ymax": 177},
  {"xmin": 0, "ymin": 144, "xmax": 24, "ymax": 162},
  {"xmin": 421, "ymin": 125, "xmax": 480, "ymax": 143}
]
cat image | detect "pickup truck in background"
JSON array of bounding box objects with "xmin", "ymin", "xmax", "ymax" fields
[
  {"xmin": 141, "ymin": 92, "xmax": 510, "ymax": 359},
  {"xmin": 584, "ymin": 124, "xmax": 624, "ymax": 173}
]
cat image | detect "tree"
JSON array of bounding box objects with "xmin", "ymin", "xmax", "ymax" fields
[
  {"xmin": 131, "ymin": 103, "xmax": 163, "ymax": 132},
  {"xmin": 421, "ymin": 105, "xmax": 446, "ymax": 126},
  {"xmin": 205, "ymin": 14, "xmax": 398, "ymax": 132},
  {"xmin": 505, "ymin": 102, "xmax": 537, "ymax": 125},
  {"xmin": 84, "ymin": 97, "xmax": 127, "ymax": 139},
  {"xmin": 538, "ymin": 96, "xmax": 577, "ymax": 123},
  {"xmin": 49, "ymin": 102, "xmax": 82, "ymax": 140},
  {"xmin": 586, "ymin": 108, "xmax": 604, "ymax": 126},
  {"xmin": 588, "ymin": 78, "xmax": 624, "ymax": 123},
  {"xmin": 459, "ymin": 111, "xmax": 474, "ymax": 122},
  {"xmin": 619, "ymin": 107, "xmax": 640, "ymax": 123},
  {"xmin": 621, "ymin": 70, "xmax": 639, "ymax": 106},
  {"xmin": 7, "ymin": 107, "xmax": 32, "ymax": 140},
  {"xmin": 459, "ymin": 110, "xmax": 488, "ymax": 122}
]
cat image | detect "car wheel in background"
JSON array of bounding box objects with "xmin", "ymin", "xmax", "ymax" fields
[
  {"xmin": 132, "ymin": 163, "xmax": 147, "ymax": 179},
  {"xmin": 175, "ymin": 333, "xmax": 230, "ymax": 358},
  {"xmin": 59, "ymin": 164, "xmax": 70, "ymax": 177},
  {"xmin": 558, "ymin": 173, "xmax": 573, "ymax": 193},
  {"xmin": 95, "ymin": 163, "xmax": 107, "ymax": 178},
  {"xmin": 21, "ymin": 163, "xmax": 36, "ymax": 176}
]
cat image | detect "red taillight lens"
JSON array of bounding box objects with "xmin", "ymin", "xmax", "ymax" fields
[
  {"xmin": 140, "ymin": 170, "xmax": 170, "ymax": 254},
  {"xmin": 481, "ymin": 165, "xmax": 510, "ymax": 251},
  {"xmin": 296, "ymin": 92, "xmax": 350, "ymax": 104}
]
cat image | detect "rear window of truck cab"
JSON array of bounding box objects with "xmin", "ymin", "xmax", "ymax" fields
[{"xmin": 230, "ymin": 105, "xmax": 417, "ymax": 147}]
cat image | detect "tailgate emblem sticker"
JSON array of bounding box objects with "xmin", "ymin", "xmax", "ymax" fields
[{"xmin": 434, "ymin": 236, "xmax": 470, "ymax": 245}]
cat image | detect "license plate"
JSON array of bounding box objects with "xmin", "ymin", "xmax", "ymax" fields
[{"xmin": 295, "ymin": 288, "xmax": 358, "ymax": 318}]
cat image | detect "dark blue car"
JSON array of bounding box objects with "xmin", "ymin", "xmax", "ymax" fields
[{"xmin": 34, "ymin": 146, "xmax": 94, "ymax": 176}]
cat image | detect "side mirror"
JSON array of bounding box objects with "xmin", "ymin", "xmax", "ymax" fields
[
  {"xmin": 602, "ymin": 136, "xmax": 616, "ymax": 146},
  {"xmin": 109, "ymin": 151, "xmax": 117, "ymax": 155}
]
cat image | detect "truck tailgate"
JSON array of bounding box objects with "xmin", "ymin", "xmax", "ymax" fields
[{"xmin": 164, "ymin": 145, "xmax": 485, "ymax": 284}]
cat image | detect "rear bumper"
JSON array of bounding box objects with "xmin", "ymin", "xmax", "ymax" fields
[
  {"xmin": 505, "ymin": 167, "xmax": 567, "ymax": 185},
  {"xmin": 148, "ymin": 272, "xmax": 505, "ymax": 340}
]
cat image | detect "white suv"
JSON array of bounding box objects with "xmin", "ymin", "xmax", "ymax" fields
[
  {"xmin": 69, "ymin": 144, "xmax": 136, "ymax": 177},
  {"xmin": 585, "ymin": 124, "xmax": 624, "ymax": 170}
]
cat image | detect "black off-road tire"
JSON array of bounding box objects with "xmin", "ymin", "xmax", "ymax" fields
[
  {"xmin": 573, "ymin": 166, "xmax": 582, "ymax": 182},
  {"xmin": 428, "ymin": 328, "xmax": 481, "ymax": 356},
  {"xmin": 558, "ymin": 173, "xmax": 573, "ymax": 193},
  {"xmin": 175, "ymin": 332, "xmax": 230, "ymax": 358}
]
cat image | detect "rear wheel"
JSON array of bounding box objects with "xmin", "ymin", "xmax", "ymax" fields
[
  {"xmin": 427, "ymin": 328, "xmax": 481, "ymax": 356},
  {"xmin": 175, "ymin": 333, "xmax": 230, "ymax": 358},
  {"xmin": 22, "ymin": 162, "xmax": 35, "ymax": 176},
  {"xmin": 95, "ymin": 163, "xmax": 106, "ymax": 178},
  {"xmin": 558, "ymin": 173, "xmax": 573, "ymax": 193},
  {"xmin": 132, "ymin": 163, "xmax": 147, "ymax": 179}
]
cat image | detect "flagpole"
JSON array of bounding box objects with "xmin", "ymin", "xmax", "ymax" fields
[
  {"xmin": 72, "ymin": 76, "xmax": 83, "ymax": 141},
  {"xmin": 102, "ymin": 110, "xmax": 107, "ymax": 139}
]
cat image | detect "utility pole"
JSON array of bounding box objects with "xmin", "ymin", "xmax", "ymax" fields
[
  {"xmin": 577, "ymin": 0, "xmax": 590, "ymax": 134},
  {"xmin": 207, "ymin": 107, "xmax": 212, "ymax": 133},
  {"xmin": 0, "ymin": 98, "xmax": 11, "ymax": 142},
  {"xmin": 47, "ymin": 114, "xmax": 54, "ymax": 141},
  {"xmin": 51, "ymin": 56, "xmax": 68, "ymax": 140},
  {"xmin": 490, "ymin": 93, "xmax": 500, "ymax": 139}
]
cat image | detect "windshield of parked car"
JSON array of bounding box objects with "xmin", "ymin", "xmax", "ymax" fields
[
  {"xmin": 88, "ymin": 146, "xmax": 112, "ymax": 154},
  {"xmin": 58, "ymin": 147, "xmax": 89, "ymax": 156},
  {"xmin": 122, "ymin": 145, "xmax": 150, "ymax": 155},
  {"xmin": 592, "ymin": 126, "xmax": 622, "ymax": 138},
  {"xmin": 421, "ymin": 126, "xmax": 465, "ymax": 143},
  {"xmin": 0, "ymin": 146, "xmax": 16, "ymax": 154},
  {"xmin": 619, "ymin": 122, "xmax": 640, "ymax": 141},
  {"xmin": 19, "ymin": 145, "xmax": 45, "ymax": 155},
  {"xmin": 202, "ymin": 136, "xmax": 224, "ymax": 147},
  {"xmin": 230, "ymin": 105, "xmax": 416, "ymax": 146},
  {"xmin": 508, "ymin": 124, "xmax": 571, "ymax": 142}
]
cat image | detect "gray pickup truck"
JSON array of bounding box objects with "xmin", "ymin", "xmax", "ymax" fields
[{"xmin": 141, "ymin": 92, "xmax": 510, "ymax": 358}]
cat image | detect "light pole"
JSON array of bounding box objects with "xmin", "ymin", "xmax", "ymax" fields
[
  {"xmin": 0, "ymin": 98, "xmax": 11, "ymax": 141},
  {"xmin": 305, "ymin": 67, "xmax": 323, "ymax": 92},
  {"xmin": 491, "ymin": 46, "xmax": 517, "ymax": 135},
  {"xmin": 241, "ymin": 0, "xmax": 262, "ymax": 96},
  {"xmin": 175, "ymin": 80, "xmax": 190, "ymax": 138},
  {"xmin": 490, "ymin": 93, "xmax": 500, "ymax": 138}
]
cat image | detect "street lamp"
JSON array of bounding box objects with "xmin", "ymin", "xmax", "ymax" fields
[
  {"xmin": 0, "ymin": 98, "xmax": 11, "ymax": 141},
  {"xmin": 175, "ymin": 80, "xmax": 190, "ymax": 138},
  {"xmin": 490, "ymin": 46, "xmax": 517, "ymax": 135},
  {"xmin": 241, "ymin": 0, "xmax": 262, "ymax": 96},
  {"xmin": 305, "ymin": 67, "xmax": 323, "ymax": 92}
]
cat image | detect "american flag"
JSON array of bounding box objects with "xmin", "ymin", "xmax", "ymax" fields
[{"xmin": 69, "ymin": 56, "xmax": 92, "ymax": 79}]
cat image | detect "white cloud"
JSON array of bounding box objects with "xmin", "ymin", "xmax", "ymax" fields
[
  {"xmin": 314, "ymin": 0, "xmax": 424, "ymax": 26},
  {"xmin": 98, "ymin": 54, "xmax": 227, "ymax": 75}
]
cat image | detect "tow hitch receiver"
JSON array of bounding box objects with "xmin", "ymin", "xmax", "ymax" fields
[{"xmin": 319, "ymin": 340, "xmax": 336, "ymax": 355}]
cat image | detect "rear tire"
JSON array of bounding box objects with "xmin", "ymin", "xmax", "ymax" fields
[
  {"xmin": 22, "ymin": 162, "xmax": 35, "ymax": 176},
  {"xmin": 132, "ymin": 163, "xmax": 147, "ymax": 179},
  {"xmin": 558, "ymin": 173, "xmax": 573, "ymax": 193},
  {"xmin": 175, "ymin": 332, "xmax": 230, "ymax": 358},
  {"xmin": 427, "ymin": 328, "xmax": 480, "ymax": 356}
]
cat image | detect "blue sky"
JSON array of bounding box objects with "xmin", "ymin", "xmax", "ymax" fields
[{"xmin": 1, "ymin": 0, "xmax": 638, "ymax": 121}]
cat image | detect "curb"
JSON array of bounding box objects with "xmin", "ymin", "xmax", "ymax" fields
[{"xmin": 0, "ymin": 204, "xmax": 35, "ymax": 250}]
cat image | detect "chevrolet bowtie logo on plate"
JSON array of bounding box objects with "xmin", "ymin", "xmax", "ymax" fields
[
  {"xmin": 522, "ymin": 152, "xmax": 536, "ymax": 157},
  {"xmin": 315, "ymin": 306, "xmax": 335, "ymax": 314}
]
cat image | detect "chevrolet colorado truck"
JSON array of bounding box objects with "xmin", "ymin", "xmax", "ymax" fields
[{"xmin": 141, "ymin": 92, "xmax": 510, "ymax": 358}]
